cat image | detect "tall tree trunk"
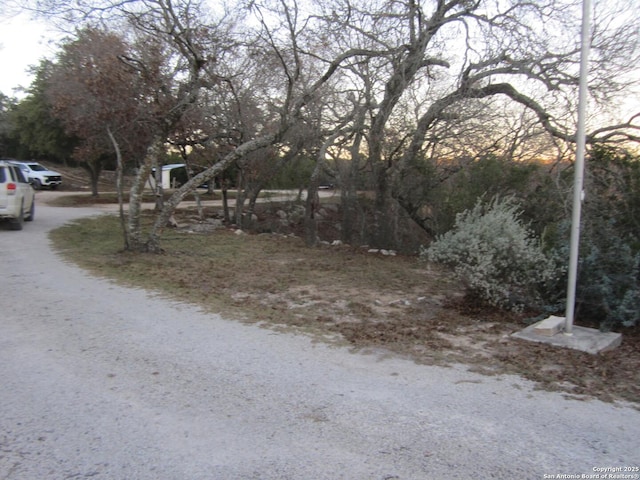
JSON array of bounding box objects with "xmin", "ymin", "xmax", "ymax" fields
[
  {"xmin": 90, "ymin": 171, "xmax": 100, "ymax": 198},
  {"xmin": 154, "ymin": 158, "xmax": 164, "ymax": 212},
  {"xmin": 372, "ymin": 165, "xmax": 396, "ymax": 248},
  {"xmin": 222, "ymin": 183, "xmax": 231, "ymax": 223},
  {"xmin": 107, "ymin": 126, "xmax": 130, "ymax": 250},
  {"xmin": 305, "ymin": 132, "xmax": 340, "ymax": 246},
  {"xmin": 82, "ymin": 161, "xmax": 102, "ymax": 197},
  {"xmin": 340, "ymin": 110, "xmax": 366, "ymax": 245},
  {"xmin": 339, "ymin": 166, "xmax": 359, "ymax": 245},
  {"xmin": 127, "ymin": 135, "xmax": 163, "ymax": 250},
  {"xmin": 304, "ymin": 182, "xmax": 320, "ymax": 247},
  {"xmin": 179, "ymin": 147, "xmax": 204, "ymax": 220},
  {"xmin": 234, "ymin": 168, "xmax": 246, "ymax": 227},
  {"xmin": 246, "ymin": 186, "xmax": 261, "ymax": 229},
  {"xmin": 363, "ymin": 5, "xmax": 447, "ymax": 248}
]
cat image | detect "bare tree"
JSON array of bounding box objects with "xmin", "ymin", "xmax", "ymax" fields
[
  {"xmin": 27, "ymin": 0, "xmax": 228, "ymax": 250},
  {"xmin": 307, "ymin": 0, "xmax": 640, "ymax": 246},
  {"xmin": 25, "ymin": 0, "xmax": 640, "ymax": 253}
]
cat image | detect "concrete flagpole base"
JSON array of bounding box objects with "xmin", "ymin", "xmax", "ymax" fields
[{"xmin": 512, "ymin": 315, "xmax": 621, "ymax": 354}]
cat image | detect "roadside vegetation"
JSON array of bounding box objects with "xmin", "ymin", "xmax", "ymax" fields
[{"xmin": 49, "ymin": 195, "xmax": 640, "ymax": 408}]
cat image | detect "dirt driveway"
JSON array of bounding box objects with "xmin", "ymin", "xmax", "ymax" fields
[{"xmin": 1, "ymin": 202, "xmax": 639, "ymax": 479}]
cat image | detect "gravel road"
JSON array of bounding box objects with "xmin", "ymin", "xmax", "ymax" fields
[{"xmin": 1, "ymin": 202, "xmax": 638, "ymax": 480}]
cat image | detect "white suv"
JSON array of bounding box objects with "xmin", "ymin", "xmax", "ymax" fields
[
  {"xmin": 10, "ymin": 161, "xmax": 63, "ymax": 190},
  {"xmin": 0, "ymin": 160, "xmax": 36, "ymax": 230}
]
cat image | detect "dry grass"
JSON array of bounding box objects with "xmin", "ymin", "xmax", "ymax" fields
[{"xmin": 49, "ymin": 206, "xmax": 640, "ymax": 408}]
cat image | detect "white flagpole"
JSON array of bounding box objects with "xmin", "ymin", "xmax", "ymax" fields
[{"xmin": 564, "ymin": 0, "xmax": 591, "ymax": 335}]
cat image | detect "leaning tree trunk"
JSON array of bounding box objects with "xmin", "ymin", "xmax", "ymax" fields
[
  {"xmin": 245, "ymin": 146, "xmax": 300, "ymax": 230},
  {"xmin": 145, "ymin": 134, "xmax": 279, "ymax": 252}
]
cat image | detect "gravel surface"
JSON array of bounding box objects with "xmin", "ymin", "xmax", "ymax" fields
[{"xmin": 1, "ymin": 203, "xmax": 639, "ymax": 480}]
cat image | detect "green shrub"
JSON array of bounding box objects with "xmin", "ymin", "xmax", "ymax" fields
[
  {"xmin": 541, "ymin": 225, "xmax": 640, "ymax": 331},
  {"xmin": 422, "ymin": 196, "xmax": 557, "ymax": 310},
  {"xmin": 574, "ymin": 231, "xmax": 640, "ymax": 330}
]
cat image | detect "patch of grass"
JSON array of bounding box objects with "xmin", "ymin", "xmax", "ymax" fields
[
  {"xmin": 49, "ymin": 213, "xmax": 439, "ymax": 322},
  {"xmin": 49, "ymin": 212, "xmax": 640, "ymax": 406},
  {"xmin": 50, "ymin": 215, "xmax": 126, "ymax": 259}
]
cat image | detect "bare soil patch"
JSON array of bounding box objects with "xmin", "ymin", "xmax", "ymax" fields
[{"xmin": 45, "ymin": 191, "xmax": 640, "ymax": 407}]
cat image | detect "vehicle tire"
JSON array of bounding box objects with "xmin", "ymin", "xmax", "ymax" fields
[
  {"xmin": 25, "ymin": 201, "xmax": 35, "ymax": 222},
  {"xmin": 31, "ymin": 178, "xmax": 42, "ymax": 190},
  {"xmin": 10, "ymin": 203, "xmax": 24, "ymax": 230}
]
